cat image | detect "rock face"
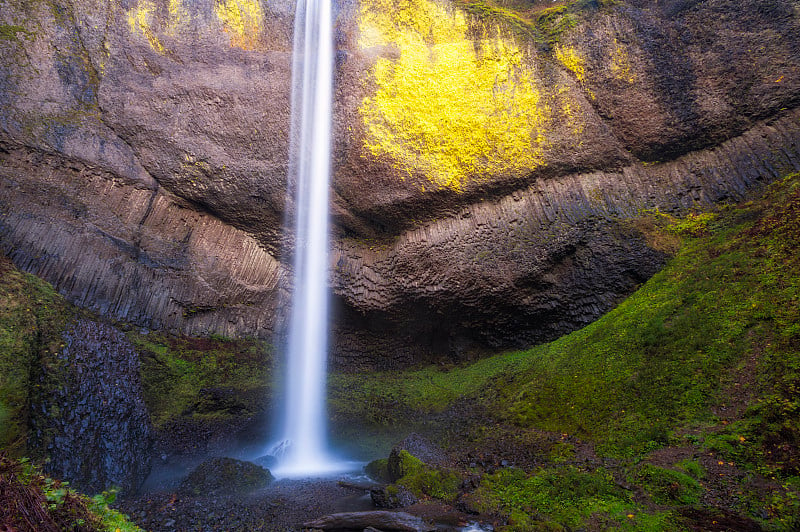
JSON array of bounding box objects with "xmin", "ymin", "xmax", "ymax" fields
[
  {"xmin": 31, "ymin": 319, "xmax": 152, "ymax": 494},
  {"xmin": 1, "ymin": 0, "xmax": 800, "ymax": 367}
]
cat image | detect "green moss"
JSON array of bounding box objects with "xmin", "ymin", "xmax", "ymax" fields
[
  {"xmin": 548, "ymin": 441, "xmax": 576, "ymax": 463},
  {"xmin": 0, "ymin": 24, "xmax": 31, "ymax": 40},
  {"xmin": 129, "ymin": 332, "xmax": 273, "ymax": 430},
  {"xmin": 675, "ymin": 458, "xmax": 706, "ymax": 480},
  {"xmin": 454, "ymin": 0, "xmax": 602, "ymax": 49},
  {"xmin": 393, "ymin": 450, "xmax": 461, "ymax": 502},
  {"xmin": 0, "ymin": 257, "xmax": 72, "ymax": 456},
  {"xmin": 465, "ymin": 466, "xmax": 674, "ymax": 531},
  {"xmin": 365, "ymin": 458, "xmax": 391, "ymax": 482},
  {"xmin": 633, "ymin": 464, "xmax": 703, "ymax": 505}
]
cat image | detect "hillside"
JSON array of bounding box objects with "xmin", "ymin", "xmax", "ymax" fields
[{"xmin": 329, "ymin": 172, "xmax": 800, "ymax": 530}]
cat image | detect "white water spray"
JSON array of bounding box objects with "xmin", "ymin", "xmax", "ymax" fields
[{"xmin": 269, "ymin": 0, "xmax": 344, "ymax": 477}]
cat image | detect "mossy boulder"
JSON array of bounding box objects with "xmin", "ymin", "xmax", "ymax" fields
[
  {"xmin": 387, "ymin": 433, "xmax": 451, "ymax": 481},
  {"xmin": 178, "ymin": 457, "xmax": 273, "ymax": 496},
  {"xmin": 388, "ymin": 450, "xmax": 461, "ymax": 503},
  {"xmin": 370, "ymin": 483, "xmax": 418, "ymax": 509},
  {"xmin": 364, "ymin": 458, "xmax": 391, "ymax": 483}
]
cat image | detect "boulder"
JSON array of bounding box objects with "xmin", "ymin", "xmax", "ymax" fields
[
  {"xmin": 388, "ymin": 434, "xmax": 450, "ymax": 481},
  {"xmin": 178, "ymin": 457, "xmax": 273, "ymax": 496},
  {"xmin": 370, "ymin": 485, "xmax": 418, "ymax": 509}
]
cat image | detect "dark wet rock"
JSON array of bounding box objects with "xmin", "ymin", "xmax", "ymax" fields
[
  {"xmin": 303, "ymin": 511, "xmax": 436, "ymax": 532},
  {"xmin": 30, "ymin": 319, "xmax": 152, "ymax": 494},
  {"xmin": 388, "ymin": 434, "xmax": 451, "ymax": 481},
  {"xmin": 118, "ymin": 477, "xmax": 380, "ymax": 531},
  {"xmin": 370, "ymin": 485, "xmax": 418, "ymax": 509},
  {"xmin": 253, "ymin": 454, "xmax": 278, "ymax": 470},
  {"xmin": 178, "ymin": 457, "xmax": 273, "ymax": 496}
]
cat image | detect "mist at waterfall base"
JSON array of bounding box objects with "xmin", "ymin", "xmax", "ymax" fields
[{"xmin": 260, "ymin": 0, "xmax": 357, "ymax": 478}]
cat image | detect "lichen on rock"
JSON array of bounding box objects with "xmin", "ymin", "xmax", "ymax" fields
[
  {"xmin": 358, "ymin": 0, "xmax": 549, "ymax": 191},
  {"xmin": 214, "ymin": 0, "xmax": 264, "ymax": 50}
]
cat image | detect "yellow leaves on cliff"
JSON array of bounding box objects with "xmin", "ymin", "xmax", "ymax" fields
[
  {"xmin": 127, "ymin": 1, "xmax": 165, "ymax": 53},
  {"xmin": 609, "ymin": 38, "xmax": 636, "ymax": 83},
  {"xmin": 554, "ymin": 44, "xmax": 584, "ymax": 81},
  {"xmin": 214, "ymin": 0, "xmax": 263, "ymax": 50},
  {"xmin": 360, "ymin": 0, "xmax": 465, "ymax": 48},
  {"xmin": 127, "ymin": 0, "xmax": 188, "ymax": 52},
  {"xmin": 359, "ymin": 0, "xmax": 548, "ymax": 192},
  {"xmin": 126, "ymin": 0, "xmax": 262, "ymax": 53},
  {"xmin": 167, "ymin": 0, "xmax": 190, "ymax": 36}
]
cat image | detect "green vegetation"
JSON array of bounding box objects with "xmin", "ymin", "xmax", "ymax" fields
[
  {"xmin": 335, "ymin": 173, "xmax": 800, "ymax": 529},
  {"xmin": 464, "ymin": 466, "xmax": 674, "ymax": 531},
  {"xmin": 455, "ymin": 0, "xmax": 610, "ymax": 48},
  {"xmin": 0, "ymin": 454, "xmax": 141, "ymax": 532},
  {"xmin": 365, "ymin": 457, "xmax": 392, "ymax": 482},
  {"xmin": 0, "ymin": 256, "xmax": 72, "ymax": 456},
  {"xmin": 127, "ymin": 332, "xmax": 272, "ymax": 430},
  {"xmin": 632, "ymin": 464, "xmax": 702, "ymax": 505},
  {"xmin": 0, "ymin": 24, "xmax": 31, "ymax": 41},
  {"xmin": 391, "ymin": 450, "xmax": 461, "ymax": 502}
]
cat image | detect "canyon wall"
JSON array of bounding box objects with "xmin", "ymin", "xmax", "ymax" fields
[{"xmin": 1, "ymin": 0, "xmax": 799, "ymax": 367}]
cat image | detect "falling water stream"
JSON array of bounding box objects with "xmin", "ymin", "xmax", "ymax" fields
[{"xmin": 269, "ymin": 0, "xmax": 345, "ymax": 477}]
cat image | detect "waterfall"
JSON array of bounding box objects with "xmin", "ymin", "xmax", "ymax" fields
[{"xmin": 270, "ymin": 0, "xmax": 340, "ymax": 477}]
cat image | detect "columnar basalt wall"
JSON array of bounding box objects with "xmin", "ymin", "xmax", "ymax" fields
[
  {"xmin": 329, "ymin": 110, "xmax": 800, "ymax": 367},
  {"xmin": 1, "ymin": 0, "xmax": 799, "ymax": 368},
  {"xmin": 0, "ymin": 142, "xmax": 288, "ymax": 337}
]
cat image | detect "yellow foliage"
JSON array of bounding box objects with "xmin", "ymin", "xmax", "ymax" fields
[
  {"xmin": 359, "ymin": 0, "xmax": 549, "ymax": 191},
  {"xmin": 127, "ymin": 1, "xmax": 165, "ymax": 53},
  {"xmin": 609, "ymin": 38, "xmax": 635, "ymax": 83},
  {"xmin": 554, "ymin": 44, "xmax": 584, "ymax": 81},
  {"xmin": 126, "ymin": 0, "xmax": 188, "ymax": 52},
  {"xmin": 214, "ymin": 0, "xmax": 263, "ymax": 50},
  {"xmin": 556, "ymin": 85, "xmax": 584, "ymax": 135},
  {"xmin": 166, "ymin": 0, "xmax": 190, "ymax": 36}
]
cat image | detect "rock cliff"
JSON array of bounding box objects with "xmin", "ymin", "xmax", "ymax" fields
[
  {"xmin": 31, "ymin": 319, "xmax": 152, "ymax": 494},
  {"xmin": 1, "ymin": 0, "xmax": 799, "ymax": 367}
]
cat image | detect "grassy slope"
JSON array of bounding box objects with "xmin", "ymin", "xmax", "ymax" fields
[
  {"xmin": 0, "ymin": 256, "xmax": 71, "ymax": 455},
  {"xmin": 0, "ymin": 262, "xmax": 143, "ymax": 529},
  {"xmin": 330, "ymin": 173, "xmax": 800, "ymax": 530},
  {"xmin": 127, "ymin": 332, "xmax": 272, "ymax": 432}
]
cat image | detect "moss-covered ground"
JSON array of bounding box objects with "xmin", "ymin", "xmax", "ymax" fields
[
  {"xmin": 126, "ymin": 331, "xmax": 272, "ymax": 432},
  {"xmin": 334, "ymin": 173, "xmax": 800, "ymax": 530},
  {"xmin": 0, "ymin": 255, "xmax": 72, "ymax": 456}
]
